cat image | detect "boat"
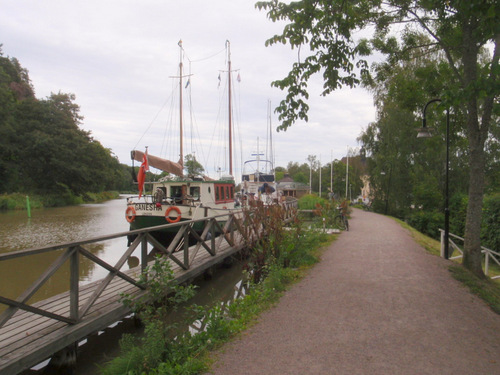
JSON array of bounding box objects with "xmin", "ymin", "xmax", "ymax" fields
[
  {"xmin": 240, "ymin": 101, "xmax": 280, "ymax": 206},
  {"xmin": 125, "ymin": 41, "xmax": 239, "ymax": 245},
  {"xmin": 241, "ymin": 138, "xmax": 278, "ymax": 205}
]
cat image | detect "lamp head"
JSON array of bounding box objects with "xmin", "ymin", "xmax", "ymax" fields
[{"xmin": 416, "ymin": 127, "xmax": 434, "ymax": 138}]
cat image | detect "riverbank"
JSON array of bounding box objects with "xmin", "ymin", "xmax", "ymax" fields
[{"xmin": 0, "ymin": 191, "xmax": 121, "ymax": 211}]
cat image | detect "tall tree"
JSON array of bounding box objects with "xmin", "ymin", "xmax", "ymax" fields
[
  {"xmin": 0, "ymin": 51, "xmax": 131, "ymax": 197},
  {"xmin": 257, "ymin": 0, "xmax": 499, "ymax": 278}
]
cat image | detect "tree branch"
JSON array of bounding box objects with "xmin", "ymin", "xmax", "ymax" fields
[{"xmin": 406, "ymin": 7, "xmax": 464, "ymax": 85}]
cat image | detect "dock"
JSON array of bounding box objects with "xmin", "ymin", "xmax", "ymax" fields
[{"xmin": 0, "ymin": 209, "xmax": 273, "ymax": 375}]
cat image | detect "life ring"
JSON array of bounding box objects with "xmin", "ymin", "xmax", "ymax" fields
[
  {"xmin": 125, "ymin": 206, "xmax": 136, "ymax": 223},
  {"xmin": 165, "ymin": 206, "xmax": 181, "ymax": 223}
]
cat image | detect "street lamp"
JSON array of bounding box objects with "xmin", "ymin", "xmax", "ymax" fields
[
  {"xmin": 418, "ymin": 98, "xmax": 450, "ymax": 260},
  {"xmin": 345, "ymin": 145, "xmax": 366, "ymax": 201},
  {"xmin": 380, "ymin": 162, "xmax": 392, "ymax": 215}
]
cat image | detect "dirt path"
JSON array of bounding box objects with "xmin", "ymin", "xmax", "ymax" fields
[{"xmin": 207, "ymin": 209, "xmax": 500, "ymax": 374}]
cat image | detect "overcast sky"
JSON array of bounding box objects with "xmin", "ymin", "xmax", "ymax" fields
[{"xmin": 1, "ymin": 0, "xmax": 376, "ymax": 180}]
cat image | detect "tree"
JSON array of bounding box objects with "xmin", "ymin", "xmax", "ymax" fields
[
  {"xmin": 0, "ymin": 51, "xmax": 131, "ymax": 197},
  {"xmin": 184, "ymin": 154, "xmax": 204, "ymax": 177},
  {"xmin": 257, "ymin": 0, "xmax": 499, "ymax": 278}
]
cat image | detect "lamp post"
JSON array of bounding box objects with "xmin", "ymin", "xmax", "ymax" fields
[
  {"xmin": 380, "ymin": 161, "xmax": 392, "ymax": 215},
  {"xmin": 417, "ymin": 98, "xmax": 450, "ymax": 260},
  {"xmin": 346, "ymin": 146, "xmax": 349, "ymax": 200}
]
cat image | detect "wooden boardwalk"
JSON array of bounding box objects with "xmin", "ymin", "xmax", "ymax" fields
[{"xmin": 0, "ymin": 208, "xmax": 275, "ymax": 375}]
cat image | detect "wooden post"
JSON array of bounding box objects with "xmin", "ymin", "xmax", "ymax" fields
[
  {"xmin": 184, "ymin": 226, "xmax": 189, "ymax": 268},
  {"xmin": 484, "ymin": 250, "xmax": 489, "ymax": 276},
  {"xmin": 440, "ymin": 229, "xmax": 445, "ymax": 258},
  {"xmin": 69, "ymin": 247, "xmax": 79, "ymax": 321},
  {"xmin": 141, "ymin": 235, "xmax": 148, "ymax": 277}
]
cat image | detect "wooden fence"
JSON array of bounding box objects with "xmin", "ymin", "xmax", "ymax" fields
[
  {"xmin": 0, "ymin": 202, "xmax": 300, "ymax": 375},
  {"xmin": 440, "ymin": 229, "xmax": 500, "ymax": 280}
]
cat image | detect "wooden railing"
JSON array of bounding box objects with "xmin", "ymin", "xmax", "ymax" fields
[
  {"xmin": 440, "ymin": 229, "xmax": 500, "ymax": 279},
  {"xmin": 0, "ymin": 209, "xmax": 266, "ymax": 329},
  {"xmin": 0, "ymin": 197, "xmax": 299, "ymax": 329}
]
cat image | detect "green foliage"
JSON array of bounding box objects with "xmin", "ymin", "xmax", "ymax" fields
[
  {"xmin": 449, "ymin": 193, "xmax": 468, "ymax": 238},
  {"xmin": 106, "ymin": 257, "xmax": 197, "ymax": 374},
  {"xmin": 0, "ymin": 51, "xmax": 133, "ymax": 198},
  {"xmin": 406, "ymin": 210, "xmax": 444, "ymax": 240},
  {"xmin": 449, "ymin": 265, "xmax": 500, "ymax": 315},
  {"xmin": 184, "ymin": 154, "xmax": 204, "ymax": 177},
  {"xmin": 297, "ymin": 194, "xmax": 325, "ymax": 210},
  {"xmin": 482, "ymin": 193, "xmax": 500, "ymax": 251},
  {"xmin": 104, "ymin": 210, "xmax": 332, "ymax": 374},
  {"xmin": 121, "ymin": 256, "xmax": 197, "ymax": 322},
  {"xmin": 258, "ymin": 0, "xmax": 499, "ymax": 277}
]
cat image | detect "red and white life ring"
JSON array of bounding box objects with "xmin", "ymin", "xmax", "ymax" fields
[
  {"xmin": 125, "ymin": 206, "xmax": 136, "ymax": 223},
  {"xmin": 165, "ymin": 206, "xmax": 182, "ymax": 223}
]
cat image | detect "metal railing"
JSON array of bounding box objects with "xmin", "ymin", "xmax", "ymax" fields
[{"xmin": 439, "ymin": 229, "xmax": 500, "ymax": 279}]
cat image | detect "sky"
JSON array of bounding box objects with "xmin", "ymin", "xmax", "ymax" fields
[{"xmin": 1, "ymin": 0, "xmax": 376, "ymax": 180}]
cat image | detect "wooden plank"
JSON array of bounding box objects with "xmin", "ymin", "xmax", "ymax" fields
[{"xmin": 0, "ymin": 224, "xmax": 251, "ymax": 375}]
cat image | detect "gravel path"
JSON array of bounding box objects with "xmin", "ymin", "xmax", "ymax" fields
[{"xmin": 207, "ymin": 209, "xmax": 500, "ymax": 375}]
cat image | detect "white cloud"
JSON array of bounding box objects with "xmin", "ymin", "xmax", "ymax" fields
[{"xmin": 1, "ymin": 0, "xmax": 376, "ymax": 179}]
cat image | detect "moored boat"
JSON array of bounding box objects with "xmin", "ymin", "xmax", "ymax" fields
[{"xmin": 125, "ymin": 41, "xmax": 239, "ymax": 245}]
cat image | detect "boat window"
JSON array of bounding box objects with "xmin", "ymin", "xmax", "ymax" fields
[
  {"xmin": 171, "ymin": 186, "xmax": 183, "ymax": 199},
  {"xmin": 190, "ymin": 186, "xmax": 200, "ymax": 200},
  {"xmin": 214, "ymin": 183, "xmax": 235, "ymax": 203}
]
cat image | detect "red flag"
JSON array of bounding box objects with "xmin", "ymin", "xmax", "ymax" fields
[{"xmin": 137, "ymin": 149, "xmax": 149, "ymax": 198}]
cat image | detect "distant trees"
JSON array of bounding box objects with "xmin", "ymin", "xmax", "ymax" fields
[
  {"xmin": 0, "ymin": 46, "xmax": 132, "ymax": 198},
  {"xmin": 184, "ymin": 154, "xmax": 204, "ymax": 177},
  {"xmin": 257, "ymin": 0, "xmax": 498, "ymax": 277}
]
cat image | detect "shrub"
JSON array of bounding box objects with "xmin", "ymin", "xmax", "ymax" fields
[
  {"xmin": 298, "ymin": 194, "xmax": 326, "ymax": 210},
  {"xmin": 482, "ymin": 193, "xmax": 500, "ymax": 251},
  {"xmin": 406, "ymin": 210, "xmax": 444, "ymax": 239}
]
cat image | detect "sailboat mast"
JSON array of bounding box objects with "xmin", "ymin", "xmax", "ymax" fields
[
  {"xmin": 227, "ymin": 40, "xmax": 233, "ymax": 176},
  {"xmin": 178, "ymin": 40, "xmax": 184, "ymax": 174}
]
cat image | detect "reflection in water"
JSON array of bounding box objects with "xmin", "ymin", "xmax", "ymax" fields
[{"xmin": 0, "ymin": 197, "xmax": 131, "ymax": 313}]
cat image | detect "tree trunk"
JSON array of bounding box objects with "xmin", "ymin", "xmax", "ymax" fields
[
  {"xmin": 462, "ymin": 141, "xmax": 486, "ymax": 279},
  {"xmin": 460, "ymin": 20, "xmax": 488, "ymax": 279}
]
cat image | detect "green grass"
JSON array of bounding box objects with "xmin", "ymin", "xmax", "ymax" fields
[
  {"xmin": 395, "ymin": 218, "xmax": 500, "ymax": 315},
  {"xmin": 448, "ymin": 265, "xmax": 500, "ymax": 314},
  {"xmin": 100, "ymin": 226, "xmax": 336, "ymax": 375}
]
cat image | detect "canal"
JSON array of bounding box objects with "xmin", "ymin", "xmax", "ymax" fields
[
  {"xmin": 0, "ymin": 197, "xmax": 132, "ymax": 310},
  {"xmin": 0, "ymin": 197, "xmax": 247, "ymax": 374}
]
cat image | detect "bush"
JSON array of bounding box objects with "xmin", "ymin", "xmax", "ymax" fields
[
  {"xmin": 482, "ymin": 193, "xmax": 500, "ymax": 251},
  {"xmin": 297, "ymin": 194, "xmax": 326, "ymax": 210},
  {"xmin": 102, "ymin": 206, "xmax": 332, "ymax": 375},
  {"xmin": 449, "ymin": 193, "xmax": 468, "ymax": 237},
  {"xmin": 406, "ymin": 210, "xmax": 444, "ymax": 239}
]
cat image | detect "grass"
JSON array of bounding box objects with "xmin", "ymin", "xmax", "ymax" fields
[
  {"xmin": 448, "ymin": 264, "xmax": 500, "ymax": 314},
  {"xmin": 395, "ymin": 217, "xmax": 500, "ymax": 315},
  {"xmin": 100, "ymin": 218, "xmax": 336, "ymax": 375}
]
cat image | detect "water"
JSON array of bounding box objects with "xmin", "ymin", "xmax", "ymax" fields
[
  {"xmin": 0, "ymin": 197, "xmax": 248, "ymax": 374},
  {"xmin": 0, "ymin": 197, "xmax": 131, "ymax": 310}
]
